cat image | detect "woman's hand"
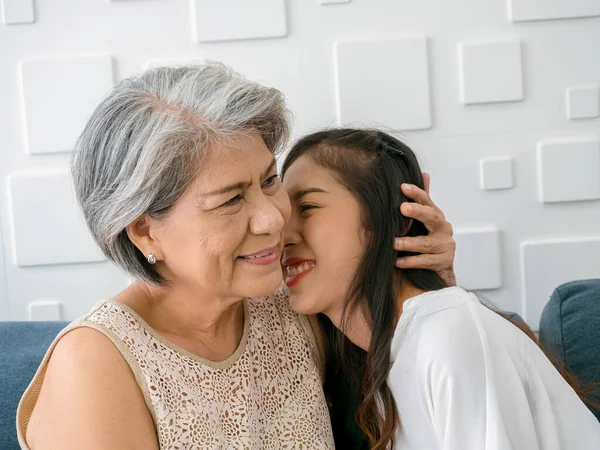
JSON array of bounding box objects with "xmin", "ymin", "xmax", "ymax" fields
[{"xmin": 394, "ymin": 173, "xmax": 457, "ymax": 286}]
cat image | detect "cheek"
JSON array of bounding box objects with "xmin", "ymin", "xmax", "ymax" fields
[
  {"xmin": 273, "ymin": 188, "xmax": 292, "ymax": 224},
  {"xmin": 166, "ymin": 218, "xmax": 245, "ymax": 276},
  {"xmin": 310, "ymin": 215, "xmax": 363, "ymax": 278}
]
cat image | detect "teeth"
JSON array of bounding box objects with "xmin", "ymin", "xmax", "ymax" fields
[
  {"xmin": 244, "ymin": 251, "xmax": 271, "ymax": 259},
  {"xmin": 286, "ymin": 261, "xmax": 315, "ymax": 278}
]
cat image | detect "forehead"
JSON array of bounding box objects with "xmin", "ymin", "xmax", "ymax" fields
[
  {"xmin": 283, "ymin": 154, "xmax": 336, "ymax": 191},
  {"xmin": 196, "ymin": 133, "xmax": 273, "ymax": 185}
]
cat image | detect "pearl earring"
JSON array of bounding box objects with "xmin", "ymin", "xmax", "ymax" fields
[{"xmin": 147, "ymin": 253, "xmax": 157, "ymax": 265}]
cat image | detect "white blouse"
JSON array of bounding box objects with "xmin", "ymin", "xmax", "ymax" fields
[{"xmin": 388, "ymin": 287, "xmax": 600, "ymax": 450}]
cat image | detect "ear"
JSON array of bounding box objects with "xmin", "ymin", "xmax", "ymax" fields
[{"xmin": 126, "ymin": 214, "xmax": 164, "ymax": 262}]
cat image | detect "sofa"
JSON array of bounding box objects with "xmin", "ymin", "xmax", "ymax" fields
[
  {"xmin": 539, "ymin": 279, "xmax": 600, "ymax": 421},
  {"xmin": 0, "ymin": 321, "xmax": 68, "ymax": 450},
  {"xmin": 1, "ymin": 279, "xmax": 599, "ymax": 449}
]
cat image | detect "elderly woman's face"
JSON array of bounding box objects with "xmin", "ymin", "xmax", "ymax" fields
[{"xmin": 148, "ymin": 133, "xmax": 291, "ymax": 300}]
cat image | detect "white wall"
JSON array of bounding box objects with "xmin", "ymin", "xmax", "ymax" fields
[{"xmin": 1, "ymin": 0, "xmax": 599, "ymax": 327}]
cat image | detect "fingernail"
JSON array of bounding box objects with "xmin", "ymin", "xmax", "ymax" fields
[
  {"xmin": 396, "ymin": 258, "xmax": 406, "ymax": 267},
  {"xmin": 395, "ymin": 238, "xmax": 404, "ymax": 248}
]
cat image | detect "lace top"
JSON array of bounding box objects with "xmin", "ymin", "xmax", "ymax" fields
[{"xmin": 17, "ymin": 286, "xmax": 335, "ymax": 449}]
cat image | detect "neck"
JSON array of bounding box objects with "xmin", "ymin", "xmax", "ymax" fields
[
  {"xmin": 325, "ymin": 280, "xmax": 425, "ymax": 351},
  {"xmin": 118, "ymin": 280, "xmax": 245, "ymax": 361}
]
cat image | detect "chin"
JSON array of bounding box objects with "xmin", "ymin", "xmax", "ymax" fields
[
  {"xmin": 244, "ymin": 271, "xmax": 284, "ymax": 298},
  {"xmin": 288, "ymin": 292, "xmax": 319, "ymax": 315}
]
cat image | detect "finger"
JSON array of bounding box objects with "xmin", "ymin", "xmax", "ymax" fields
[
  {"xmin": 396, "ymin": 253, "xmax": 445, "ymax": 270},
  {"xmin": 422, "ymin": 172, "xmax": 431, "ymax": 194},
  {"xmin": 401, "ymin": 183, "xmax": 435, "ymax": 208},
  {"xmin": 400, "ymin": 203, "xmax": 448, "ymax": 233},
  {"xmin": 395, "ymin": 235, "xmax": 453, "ymax": 254}
]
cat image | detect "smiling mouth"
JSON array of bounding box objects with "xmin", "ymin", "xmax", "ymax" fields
[
  {"xmin": 238, "ymin": 247, "xmax": 279, "ymax": 266},
  {"xmin": 240, "ymin": 250, "xmax": 274, "ymax": 259},
  {"xmin": 284, "ymin": 261, "xmax": 316, "ymax": 286}
]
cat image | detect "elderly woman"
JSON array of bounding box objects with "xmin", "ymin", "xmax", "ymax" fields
[{"xmin": 16, "ymin": 64, "xmax": 456, "ymax": 449}]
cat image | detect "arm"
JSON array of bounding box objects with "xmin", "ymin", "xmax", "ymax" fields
[
  {"xmin": 26, "ymin": 327, "xmax": 159, "ymax": 450},
  {"xmin": 394, "ymin": 173, "xmax": 457, "ymax": 286}
]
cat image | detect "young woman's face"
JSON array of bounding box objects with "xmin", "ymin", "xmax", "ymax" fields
[{"xmin": 282, "ymin": 154, "xmax": 366, "ymax": 317}]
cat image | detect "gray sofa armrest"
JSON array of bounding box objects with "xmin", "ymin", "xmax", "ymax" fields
[{"xmin": 539, "ymin": 279, "xmax": 600, "ymax": 421}]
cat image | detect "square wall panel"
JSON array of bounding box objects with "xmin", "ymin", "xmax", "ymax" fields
[
  {"xmin": 480, "ymin": 157, "xmax": 514, "ymax": 190},
  {"xmin": 191, "ymin": 0, "xmax": 287, "ymax": 43},
  {"xmin": 29, "ymin": 300, "xmax": 63, "ymax": 321},
  {"xmin": 537, "ymin": 138, "xmax": 600, "ymax": 203},
  {"xmin": 521, "ymin": 238, "xmax": 600, "ymax": 329},
  {"xmin": 508, "ymin": 0, "xmax": 600, "ymax": 22},
  {"xmin": 1, "ymin": 0, "xmax": 35, "ymax": 24},
  {"xmin": 567, "ymin": 86, "xmax": 600, "ymax": 120},
  {"xmin": 459, "ymin": 40, "xmax": 523, "ymax": 105},
  {"xmin": 20, "ymin": 55, "xmax": 114, "ymax": 154},
  {"xmin": 454, "ymin": 228, "xmax": 502, "ymax": 290},
  {"xmin": 334, "ymin": 37, "xmax": 432, "ymax": 131},
  {"xmin": 8, "ymin": 170, "xmax": 106, "ymax": 267}
]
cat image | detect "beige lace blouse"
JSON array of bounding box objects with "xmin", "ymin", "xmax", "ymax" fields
[{"xmin": 17, "ymin": 286, "xmax": 335, "ymax": 449}]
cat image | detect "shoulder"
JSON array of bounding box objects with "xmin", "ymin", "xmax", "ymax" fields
[
  {"xmin": 49, "ymin": 326, "xmax": 131, "ymax": 375},
  {"xmin": 26, "ymin": 327, "xmax": 157, "ymax": 449},
  {"xmin": 398, "ymin": 290, "xmax": 520, "ymax": 379}
]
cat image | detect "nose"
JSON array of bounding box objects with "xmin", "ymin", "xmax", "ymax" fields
[{"xmin": 249, "ymin": 193, "xmax": 285, "ymax": 236}]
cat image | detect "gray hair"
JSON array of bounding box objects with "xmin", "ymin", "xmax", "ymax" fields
[{"xmin": 72, "ymin": 62, "xmax": 291, "ymax": 284}]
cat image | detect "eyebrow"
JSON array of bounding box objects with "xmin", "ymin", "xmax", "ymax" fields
[
  {"xmin": 199, "ymin": 158, "xmax": 278, "ymax": 197},
  {"xmin": 294, "ymin": 187, "xmax": 328, "ymax": 201}
]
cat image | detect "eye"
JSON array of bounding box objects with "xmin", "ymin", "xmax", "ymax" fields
[
  {"xmin": 262, "ymin": 174, "xmax": 280, "ymax": 190},
  {"xmin": 223, "ymin": 194, "xmax": 243, "ymax": 207},
  {"xmin": 299, "ymin": 204, "xmax": 318, "ymax": 214}
]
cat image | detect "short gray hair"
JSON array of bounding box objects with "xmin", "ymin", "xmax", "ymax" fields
[{"xmin": 72, "ymin": 62, "xmax": 291, "ymax": 284}]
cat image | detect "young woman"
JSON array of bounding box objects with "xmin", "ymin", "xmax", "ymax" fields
[{"xmin": 281, "ymin": 128, "xmax": 600, "ymax": 450}]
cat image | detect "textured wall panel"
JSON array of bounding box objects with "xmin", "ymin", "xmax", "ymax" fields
[
  {"xmin": 459, "ymin": 40, "xmax": 523, "ymax": 105},
  {"xmin": 191, "ymin": 0, "xmax": 287, "ymax": 43},
  {"xmin": 334, "ymin": 37, "xmax": 432, "ymax": 131},
  {"xmin": 454, "ymin": 229, "xmax": 502, "ymax": 290},
  {"xmin": 521, "ymin": 237, "xmax": 600, "ymax": 329},
  {"xmin": 537, "ymin": 138, "xmax": 600, "ymax": 203},
  {"xmin": 28, "ymin": 300, "xmax": 63, "ymax": 321},
  {"xmin": 480, "ymin": 157, "xmax": 514, "ymax": 190},
  {"xmin": 508, "ymin": 0, "xmax": 600, "ymax": 23},
  {"xmin": 1, "ymin": 0, "xmax": 34, "ymax": 24},
  {"xmin": 566, "ymin": 86, "xmax": 600, "ymax": 120},
  {"xmin": 20, "ymin": 55, "xmax": 114, "ymax": 154},
  {"xmin": 8, "ymin": 170, "xmax": 106, "ymax": 267}
]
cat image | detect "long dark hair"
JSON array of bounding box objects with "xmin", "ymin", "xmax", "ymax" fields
[
  {"xmin": 281, "ymin": 128, "xmax": 599, "ymax": 450},
  {"xmin": 282, "ymin": 128, "xmax": 447, "ymax": 449}
]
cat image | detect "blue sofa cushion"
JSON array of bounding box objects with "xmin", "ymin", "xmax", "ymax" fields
[
  {"xmin": 539, "ymin": 279, "xmax": 600, "ymax": 421},
  {"xmin": 0, "ymin": 321, "xmax": 68, "ymax": 450}
]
